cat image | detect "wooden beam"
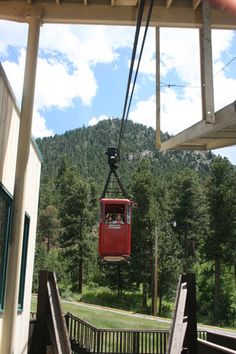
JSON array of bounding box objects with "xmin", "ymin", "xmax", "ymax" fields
[
  {"xmin": 200, "ymin": 0, "xmax": 215, "ymax": 123},
  {"xmin": 113, "ymin": 0, "xmax": 138, "ymax": 5},
  {"xmin": 159, "ymin": 101, "xmax": 236, "ymax": 151},
  {"xmin": 0, "ymin": 16, "xmax": 41, "ymax": 354},
  {"xmin": 0, "ymin": 1, "xmax": 236, "ymax": 28},
  {"xmin": 156, "ymin": 27, "xmax": 161, "ymax": 150},
  {"xmin": 166, "ymin": 0, "xmax": 173, "ymax": 8},
  {"xmin": 192, "ymin": 0, "xmax": 201, "ymax": 10}
]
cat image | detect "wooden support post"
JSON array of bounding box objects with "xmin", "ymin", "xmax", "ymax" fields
[
  {"xmin": 182, "ymin": 273, "xmax": 198, "ymax": 354},
  {"xmin": 156, "ymin": 26, "xmax": 161, "ymax": 149},
  {"xmin": 29, "ymin": 271, "xmax": 50, "ymax": 354},
  {"xmin": 167, "ymin": 273, "xmax": 197, "ymax": 354},
  {"xmin": 29, "ymin": 271, "xmax": 71, "ymax": 354},
  {"xmin": 199, "ymin": 0, "xmax": 215, "ymax": 124},
  {"xmin": 1, "ymin": 16, "xmax": 41, "ymax": 354}
]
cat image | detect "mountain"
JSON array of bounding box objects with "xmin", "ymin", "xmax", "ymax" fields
[{"xmin": 36, "ymin": 118, "xmax": 214, "ymax": 187}]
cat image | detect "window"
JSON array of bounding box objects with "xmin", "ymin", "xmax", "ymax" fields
[
  {"xmin": 126, "ymin": 205, "xmax": 131, "ymax": 224},
  {"xmin": 0, "ymin": 184, "xmax": 12, "ymax": 310},
  {"xmin": 104, "ymin": 204, "xmax": 125, "ymax": 223},
  {"xmin": 18, "ymin": 214, "xmax": 30, "ymax": 310}
]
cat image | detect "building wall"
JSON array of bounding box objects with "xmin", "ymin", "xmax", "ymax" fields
[{"xmin": 0, "ymin": 64, "xmax": 41, "ymax": 353}]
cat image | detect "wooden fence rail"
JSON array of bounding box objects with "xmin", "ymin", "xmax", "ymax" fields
[
  {"xmin": 31, "ymin": 311, "xmax": 208, "ymax": 354},
  {"xmin": 65, "ymin": 312, "xmax": 169, "ymax": 354},
  {"xmin": 65, "ymin": 312, "xmax": 209, "ymax": 354}
]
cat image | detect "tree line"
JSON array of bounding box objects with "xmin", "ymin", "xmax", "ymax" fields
[{"xmin": 34, "ymin": 154, "xmax": 236, "ymax": 326}]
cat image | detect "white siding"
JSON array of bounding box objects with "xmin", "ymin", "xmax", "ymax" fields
[
  {"xmin": 0, "ymin": 64, "xmax": 41, "ymax": 353},
  {"xmin": 15, "ymin": 143, "xmax": 41, "ymax": 352}
]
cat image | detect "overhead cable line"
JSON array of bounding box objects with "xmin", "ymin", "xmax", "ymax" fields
[
  {"xmin": 118, "ymin": 0, "xmax": 154, "ymax": 153},
  {"xmin": 213, "ymin": 55, "xmax": 236, "ymax": 77},
  {"xmin": 121, "ymin": 0, "xmax": 155, "ymax": 145},
  {"xmin": 159, "ymin": 55, "xmax": 236, "ymax": 90},
  {"xmin": 160, "ymin": 81, "xmax": 201, "ymax": 89},
  {"xmin": 117, "ymin": 0, "xmax": 145, "ymax": 153}
]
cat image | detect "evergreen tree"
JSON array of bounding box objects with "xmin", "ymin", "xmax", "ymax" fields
[
  {"xmin": 170, "ymin": 168, "xmax": 209, "ymax": 272},
  {"xmin": 131, "ymin": 159, "xmax": 155, "ymax": 308},
  {"xmin": 37, "ymin": 205, "xmax": 60, "ymax": 253},
  {"xmin": 205, "ymin": 156, "xmax": 236, "ymax": 324},
  {"xmin": 57, "ymin": 161, "xmax": 95, "ymax": 293},
  {"xmin": 153, "ymin": 180, "xmax": 182, "ymax": 315}
]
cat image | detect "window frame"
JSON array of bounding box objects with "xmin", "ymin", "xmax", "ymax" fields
[
  {"xmin": 0, "ymin": 183, "xmax": 13, "ymax": 310},
  {"xmin": 18, "ymin": 213, "xmax": 30, "ymax": 311}
]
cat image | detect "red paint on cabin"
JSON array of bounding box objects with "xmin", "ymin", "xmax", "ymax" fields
[{"xmin": 99, "ymin": 198, "xmax": 132, "ymax": 261}]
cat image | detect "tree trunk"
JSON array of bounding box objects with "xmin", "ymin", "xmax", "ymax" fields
[
  {"xmin": 214, "ymin": 258, "xmax": 221, "ymax": 323},
  {"xmin": 159, "ymin": 286, "xmax": 162, "ymax": 316},
  {"xmin": 142, "ymin": 282, "xmax": 147, "ymax": 308},
  {"xmin": 78, "ymin": 219, "xmax": 83, "ymax": 294},
  {"xmin": 47, "ymin": 235, "xmax": 50, "ymax": 253},
  {"xmin": 234, "ymin": 262, "xmax": 236, "ymax": 288},
  {"xmin": 78, "ymin": 258, "xmax": 83, "ymax": 294}
]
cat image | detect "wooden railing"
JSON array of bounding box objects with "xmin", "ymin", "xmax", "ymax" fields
[
  {"xmin": 198, "ymin": 338, "xmax": 236, "ymax": 354},
  {"xmin": 31, "ymin": 311, "xmax": 209, "ymax": 354},
  {"xmin": 65, "ymin": 312, "xmax": 175, "ymax": 354},
  {"xmin": 29, "ymin": 271, "xmax": 71, "ymax": 354}
]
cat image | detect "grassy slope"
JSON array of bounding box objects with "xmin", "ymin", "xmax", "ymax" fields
[{"xmin": 31, "ymin": 296, "xmax": 169, "ymax": 330}]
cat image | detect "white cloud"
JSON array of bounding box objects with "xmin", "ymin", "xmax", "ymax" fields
[
  {"xmin": 139, "ymin": 28, "xmax": 236, "ymax": 131},
  {"xmin": 0, "ymin": 20, "xmax": 235, "ymax": 168},
  {"xmin": 2, "ymin": 49, "xmax": 25, "ymax": 107},
  {"xmin": 0, "ymin": 21, "xmax": 27, "ymax": 55},
  {"xmin": 212, "ymin": 30, "xmax": 234, "ymax": 60},
  {"xmin": 160, "ymin": 28, "xmax": 201, "ymax": 84},
  {"xmin": 129, "ymin": 96, "xmax": 155, "ymax": 128},
  {"xmin": 40, "ymin": 24, "xmax": 134, "ymax": 67},
  {"xmin": 129, "ymin": 88, "xmax": 202, "ymax": 135},
  {"xmin": 35, "ymin": 56, "xmax": 97, "ymax": 108},
  {"xmin": 214, "ymin": 74, "xmax": 236, "ymax": 110},
  {"xmin": 88, "ymin": 114, "xmax": 109, "ymax": 126},
  {"xmin": 32, "ymin": 110, "xmax": 54, "ymax": 138},
  {"xmin": 0, "ymin": 23, "xmax": 134, "ymax": 116}
]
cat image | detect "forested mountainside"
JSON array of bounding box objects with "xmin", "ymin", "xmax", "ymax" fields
[
  {"xmin": 36, "ymin": 118, "xmax": 214, "ymax": 186},
  {"xmin": 35, "ymin": 118, "xmax": 236, "ymax": 327}
]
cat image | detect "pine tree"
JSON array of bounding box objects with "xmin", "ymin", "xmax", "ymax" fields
[
  {"xmin": 130, "ymin": 159, "xmax": 155, "ymax": 308},
  {"xmin": 38, "ymin": 205, "xmax": 60, "ymax": 253},
  {"xmin": 205, "ymin": 156, "xmax": 236, "ymax": 324},
  {"xmin": 170, "ymin": 168, "xmax": 209, "ymax": 272},
  {"xmin": 57, "ymin": 160, "xmax": 95, "ymax": 293},
  {"xmin": 153, "ymin": 179, "xmax": 182, "ymax": 315}
]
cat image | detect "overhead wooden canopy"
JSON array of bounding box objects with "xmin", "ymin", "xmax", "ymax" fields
[
  {"xmin": 153, "ymin": 1, "xmax": 236, "ymax": 152},
  {"xmin": 0, "ymin": 0, "xmax": 235, "ymax": 152},
  {"xmin": 0, "ymin": 0, "xmax": 236, "ymax": 28},
  {"xmin": 160, "ymin": 101, "xmax": 236, "ymax": 151}
]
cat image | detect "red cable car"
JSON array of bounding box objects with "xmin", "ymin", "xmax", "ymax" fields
[{"xmin": 99, "ymin": 198, "xmax": 132, "ymax": 262}]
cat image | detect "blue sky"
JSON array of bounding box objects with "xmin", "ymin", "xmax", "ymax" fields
[{"xmin": 0, "ymin": 20, "xmax": 235, "ymax": 164}]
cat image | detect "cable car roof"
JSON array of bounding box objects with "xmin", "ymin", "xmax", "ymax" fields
[{"xmin": 100, "ymin": 198, "xmax": 131, "ymax": 204}]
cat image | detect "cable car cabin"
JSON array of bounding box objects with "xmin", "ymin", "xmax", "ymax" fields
[{"xmin": 99, "ymin": 198, "xmax": 132, "ymax": 262}]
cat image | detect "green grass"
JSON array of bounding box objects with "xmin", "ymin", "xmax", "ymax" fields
[
  {"xmin": 31, "ymin": 295, "xmax": 169, "ymax": 330},
  {"xmin": 64, "ymin": 285, "xmax": 173, "ymax": 318}
]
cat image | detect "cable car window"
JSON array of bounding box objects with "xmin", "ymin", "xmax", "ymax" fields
[
  {"xmin": 104, "ymin": 204, "xmax": 125, "ymax": 224},
  {"xmin": 126, "ymin": 205, "xmax": 131, "ymax": 224}
]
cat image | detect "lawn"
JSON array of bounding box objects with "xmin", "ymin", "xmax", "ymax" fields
[{"xmin": 31, "ymin": 295, "xmax": 170, "ymax": 330}]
